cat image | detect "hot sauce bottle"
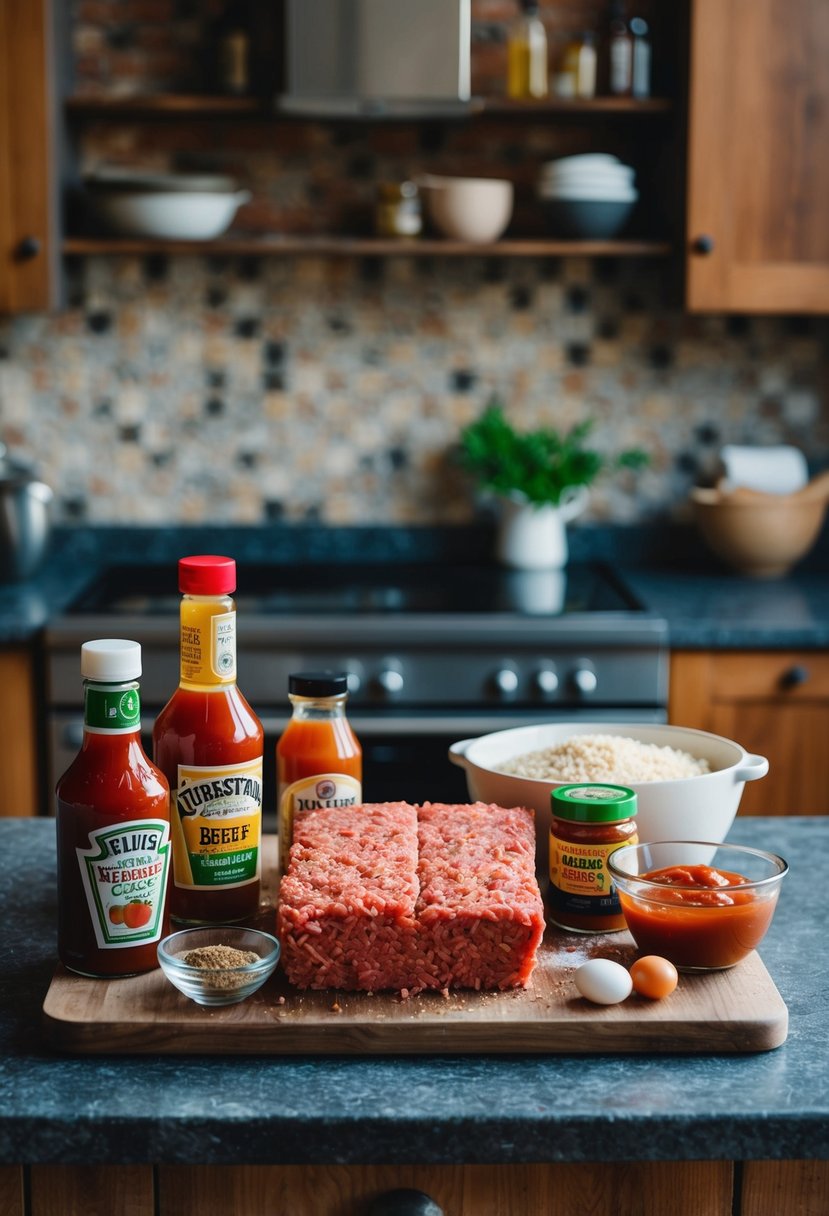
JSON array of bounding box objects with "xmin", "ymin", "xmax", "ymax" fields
[
  {"xmin": 56, "ymin": 639, "xmax": 171, "ymax": 977},
  {"xmin": 277, "ymin": 672, "xmax": 362, "ymax": 867},
  {"xmin": 153, "ymin": 556, "xmax": 264, "ymax": 924}
]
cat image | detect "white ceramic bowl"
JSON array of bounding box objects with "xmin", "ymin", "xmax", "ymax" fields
[
  {"xmin": 449, "ymin": 722, "xmax": 769, "ymax": 876},
  {"xmin": 421, "ymin": 175, "xmax": 514, "ymax": 243},
  {"xmin": 87, "ymin": 171, "xmax": 251, "ymax": 240}
]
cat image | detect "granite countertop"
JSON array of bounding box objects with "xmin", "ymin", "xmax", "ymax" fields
[
  {"xmin": 1, "ymin": 816, "xmax": 827, "ymax": 1167},
  {"xmin": 4, "ymin": 523, "xmax": 829, "ymax": 651}
]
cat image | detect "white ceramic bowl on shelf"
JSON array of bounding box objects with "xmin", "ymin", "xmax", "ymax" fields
[
  {"xmin": 420, "ymin": 174, "xmax": 514, "ymax": 243},
  {"xmin": 85, "ymin": 170, "xmax": 251, "ymax": 240}
]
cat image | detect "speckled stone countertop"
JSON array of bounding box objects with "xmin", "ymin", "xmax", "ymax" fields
[
  {"xmin": 3, "ymin": 522, "xmax": 829, "ymax": 649},
  {"xmin": 0, "ymin": 816, "xmax": 827, "ymax": 1167}
]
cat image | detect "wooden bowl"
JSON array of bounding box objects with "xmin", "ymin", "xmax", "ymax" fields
[{"xmin": 691, "ymin": 489, "xmax": 826, "ymax": 578}]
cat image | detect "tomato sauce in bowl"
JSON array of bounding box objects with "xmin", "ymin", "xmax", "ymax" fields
[{"xmin": 608, "ymin": 844, "xmax": 788, "ymax": 970}]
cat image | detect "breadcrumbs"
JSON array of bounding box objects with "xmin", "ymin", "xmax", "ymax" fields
[{"xmin": 499, "ymin": 733, "xmax": 710, "ymax": 783}]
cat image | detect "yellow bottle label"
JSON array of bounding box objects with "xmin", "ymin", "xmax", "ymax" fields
[
  {"xmin": 180, "ymin": 600, "xmax": 236, "ymax": 686},
  {"xmin": 172, "ymin": 758, "xmax": 262, "ymax": 890},
  {"xmin": 278, "ymin": 772, "xmax": 362, "ymax": 867},
  {"xmin": 549, "ymin": 829, "xmax": 638, "ymax": 915}
]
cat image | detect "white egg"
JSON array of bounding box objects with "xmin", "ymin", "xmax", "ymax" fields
[{"xmin": 575, "ymin": 958, "xmax": 633, "ymax": 1005}]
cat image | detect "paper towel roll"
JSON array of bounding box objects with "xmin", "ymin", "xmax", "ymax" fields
[{"xmin": 719, "ymin": 445, "xmax": 809, "ymax": 496}]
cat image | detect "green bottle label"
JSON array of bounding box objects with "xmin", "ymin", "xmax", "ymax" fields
[
  {"xmin": 84, "ymin": 684, "xmax": 141, "ymax": 732},
  {"xmin": 77, "ymin": 819, "xmax": 170, "ymax": 948}
]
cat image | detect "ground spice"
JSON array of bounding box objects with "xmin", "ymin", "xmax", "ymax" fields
[{"xmin": 183, "ymin": 944, "xmax": 258, "ymax": 970}]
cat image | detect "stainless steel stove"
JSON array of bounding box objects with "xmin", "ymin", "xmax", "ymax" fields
[{"xmin": 45, "ymin": 561, "xmax": 668, "ymax": 810}]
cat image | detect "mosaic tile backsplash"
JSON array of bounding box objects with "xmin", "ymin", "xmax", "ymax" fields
[
  {"xmin": 2, "ymin": 255, "xmax": 827, "ymax": 525},
  {"xmin": 0, "ymin": 0, "xmax": 827, "ymax": 526}
]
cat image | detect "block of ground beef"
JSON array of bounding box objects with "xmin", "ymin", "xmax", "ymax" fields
[
  {"xmin": 278, "ymin": 801, "xmax": 545, "ymax": 994},
  {"xmin": 415, "ymin": 802, "xmax": 545, "ymax": 991},
  {"xmin": 278, "ymin": 801, "xmax": 419, "ymax": 991}
]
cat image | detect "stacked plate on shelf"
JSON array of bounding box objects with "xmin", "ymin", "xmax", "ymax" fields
[{"xmin": 537, "ymin": 154, "xmax": 638, "ymax": 239}]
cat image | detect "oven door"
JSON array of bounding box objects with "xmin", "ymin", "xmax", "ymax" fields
[{"xmin": 47, "ymin": 706, "xmax": 667, "ymax": 819}]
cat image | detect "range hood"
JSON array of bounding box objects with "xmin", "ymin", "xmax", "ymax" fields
[{"xmin": 277, "ymin": 0, "xmax": 474, "ymax": 119}]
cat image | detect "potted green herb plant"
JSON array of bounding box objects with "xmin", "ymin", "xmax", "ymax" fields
[{"xmin": 458, "ymin": 403, "xmax": 648, "ymax": 569}]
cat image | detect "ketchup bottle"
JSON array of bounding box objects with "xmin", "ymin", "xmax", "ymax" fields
[
  {"xmin": 277, "ymin": 671, "xmax": 362, "ymax": 868},
  {"xmin": 153, "ymin": 556, "xmax": 264, "ymax": 925},
  {"xmin": 56, "ymin": 639, "xmax": 171, "ymax": 977}
]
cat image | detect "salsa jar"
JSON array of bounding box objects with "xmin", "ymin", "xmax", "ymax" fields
[{"xmin": 548, "ymin": 783, "xmax": 638, "ymax": 932}]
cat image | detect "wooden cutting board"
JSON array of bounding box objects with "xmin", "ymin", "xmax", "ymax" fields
[{"xmin": 42, "ymin": 840, "xmax": 788, "ymax": 1056}]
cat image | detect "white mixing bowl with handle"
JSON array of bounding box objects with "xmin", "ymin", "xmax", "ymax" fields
[{"xmin": 449, "ymin": 722, "xmax": 769, "ymax": 877}]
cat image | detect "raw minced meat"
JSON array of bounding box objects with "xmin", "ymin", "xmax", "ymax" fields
[{"xmin": 277, "ymin": 801, "xmax": 544, "ymax": 994}]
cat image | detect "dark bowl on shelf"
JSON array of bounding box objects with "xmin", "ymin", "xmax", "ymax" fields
[{"xmin": 540, "ymin": 197, "xmax": 636, "ymax": 239}]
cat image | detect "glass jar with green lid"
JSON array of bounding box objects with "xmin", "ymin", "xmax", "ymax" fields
[{"xmin": 549, "ymin": 783, "xmax": 638, "ymax": 933}]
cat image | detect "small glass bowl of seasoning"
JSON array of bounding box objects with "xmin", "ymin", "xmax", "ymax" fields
[
  {"xmin": 157, "ymin": 927, "xmax": 280, "ymax": 1006},
  {"xmin": 375, "ymin": 180, "xmax": 422, "ymax": 238}
]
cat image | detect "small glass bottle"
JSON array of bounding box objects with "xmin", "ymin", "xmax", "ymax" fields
[
  {"xmin": 630, "ymin": 17, "xmax": 651, "ymax": 99},
  {"xmin": 507, "ymin": 0, "xmax": 549, "ymax": 100},
  {"xmin": 153, "ymin": 556, "xmax": 264, "ymax": 925},
  {"xmin": 548, "ymin": 783, "xmax": 638, "ymax": 932},
  {"xmin": 277, "ymin": 672, "xmax": 362, "ymax": 868},
  {"xmin": 607, "ymin": 1, "xmax": 633, "ymax": 96},
  {"xmin": 56, "ymin": 639, "xmax": 171, "ymax": 978}
]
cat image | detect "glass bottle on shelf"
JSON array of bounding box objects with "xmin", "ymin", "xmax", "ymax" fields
[
  {"xmin": 212, "ymin": 1, "xmax": 251, "ymax": 96},
  {"xmin": 507, "ymin": 0, "xmax": 549, "ymax": 100},
  {"xmin": 607, "ymin": 1, "xmax": 633, "ymax": 96},
  {"xmin": 630, "ymin": 17, "xmax": 652, "ymax": 99}
]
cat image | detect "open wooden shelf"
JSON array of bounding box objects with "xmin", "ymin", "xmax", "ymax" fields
[
  {"xmin": 63, "ymin": 235, "xmax": 673, "ymax": 258},
  {"xmin": 64, "ymin": 94, "xmax": 673, "ymax": 121}
]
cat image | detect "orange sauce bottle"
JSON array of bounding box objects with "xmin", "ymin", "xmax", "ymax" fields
[
  {"xmin": 277, "ymin": 672, "xmax": 362, "ymax": 867},
  {"xmin": 153, "ymin": 556, "xmax": 264, "ymax": 925},
  {"xmin": 56, "ymin": 639, "xmax": 171, "ymax": 977}
]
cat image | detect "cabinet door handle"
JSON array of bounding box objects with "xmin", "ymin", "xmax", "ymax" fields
[
  {"xmin": 15, "ymin": 235, "xmax": 42, "ymax": 261},
  {"xmin": 692, "ymin": 234, "xmax": 715, "ymax": 255},
  {"xmin": 366, "ymin": 1189, "xmax": 444, "ymax": 1216},
  {"xmin": 780, "ymin": 664, "xmax": 809, "ymax": 689}
]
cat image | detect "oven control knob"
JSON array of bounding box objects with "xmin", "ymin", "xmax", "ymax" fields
[
  {"xmin": 377, "ymin": 666, "xmax": 405, "ymax": 697},
  {"xmin": 572, "ymin": 664, "xmax": 598, "ymax": 696},
  {"xmin": 345, "ymin": 671, "xmax": 362, "ymax": 696},
  {"xmin": 535, "ymin": 666, "xmax": 559, "ymax": 696},
  {"xmin": 493, "ymin": 667, "xmax": 520, "ymax": 697}
]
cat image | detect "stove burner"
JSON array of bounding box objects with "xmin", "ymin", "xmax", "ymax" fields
[{"xmin": 65, "ymin": 562, "xmax": 644, "ymax": 619}]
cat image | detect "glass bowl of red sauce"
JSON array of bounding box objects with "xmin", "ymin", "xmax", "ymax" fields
[{"xmin": 608, "ymin": 841, "xmax": 788, "ymax": 971}]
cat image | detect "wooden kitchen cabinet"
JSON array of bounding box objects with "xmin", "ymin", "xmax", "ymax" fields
[
  {"xmin": 25, "ymin": 1160, "xmax": 829, "ymax": 1215},
  {"xmin": 0, "ymin": 647, "xmax": 39, "ymax": 816},
  {"xmin": 0, "ymin": 0, "xmax": 56, "ymax": 315},
  {"xmin": 686, "ymin": 0, "xmax": 829, "ymax": 312},
  {"xmin": 669, "ymin": 650, "xmax": 829, "ymax": 816}
]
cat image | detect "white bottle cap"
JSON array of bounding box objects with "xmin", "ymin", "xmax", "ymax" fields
[{"xmin": 81, "ymin": 639, "xmax": 142, "ymax": 682}]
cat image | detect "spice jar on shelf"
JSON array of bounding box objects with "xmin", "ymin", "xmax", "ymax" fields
[
  {"xmin": 559, "ymin": 31, "xmax": 598, "ymax": 99},
  {"xmin": 375, "ymin": 181, "xmax": 422, "ymax": 239}
]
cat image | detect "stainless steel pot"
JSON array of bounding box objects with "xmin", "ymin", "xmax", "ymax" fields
[{"xmin": 0, "ymin": 447, "xmax": 53, "ymax": 582}]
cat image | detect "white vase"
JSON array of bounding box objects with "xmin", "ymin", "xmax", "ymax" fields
[{"xmin": 495, "ymin": 486, "xmax": 589, "ymax": 570}]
